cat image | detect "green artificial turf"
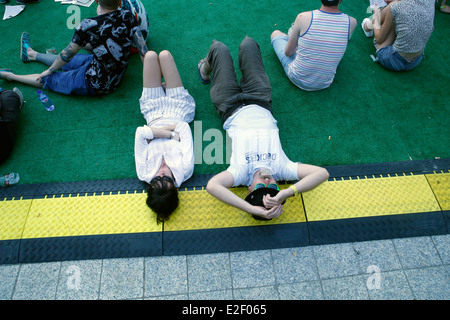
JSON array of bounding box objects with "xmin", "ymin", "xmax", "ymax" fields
[{"xmin": 0, "ymin": 0, "xmax": 448, "ymax": 185}]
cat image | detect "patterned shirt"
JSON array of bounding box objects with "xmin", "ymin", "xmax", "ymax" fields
[
  {"xmin": 390, "ymin": 0, "xmax": 435, "ymax": 54},
  {"xmin": 72, "ymin": 10, "xmax": 140, "ymax": 94},
  {"xmin": 288, "ymin": 10, "xmax": 350, "ymax": 91}
]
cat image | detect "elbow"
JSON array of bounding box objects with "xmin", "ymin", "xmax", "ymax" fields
[
  {"xmin": 206, "ymin": 179, "xmax": 215, "ymax": 195},
  {"xmin": 321, "ymin": 168, "xmax": 330, "ymax": 182}
]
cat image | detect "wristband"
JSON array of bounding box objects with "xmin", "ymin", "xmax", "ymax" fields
[
  {"xmin": 289, "ymin": 185, "xmax": 298, "ymax": 196},
  {"xmin": 170, "ymin": 131, "xmax": 176, "ymax": 139}
]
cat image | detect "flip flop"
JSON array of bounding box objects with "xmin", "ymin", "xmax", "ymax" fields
[
  {"xmin": 441, "ymin": 5, "xmax": 450, "ymax": 13},
  {"xmin": 20, "ymin": 32, "xmax": 31, "ymax": 62},
  {"xmin": 198, "ymin": 59, "xmax": 210, "ymax": 84}
]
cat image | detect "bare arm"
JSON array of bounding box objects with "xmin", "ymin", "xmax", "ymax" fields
[
  {"xmin": 285, "ymin": 12, "xmax": 311, "ymax": 57},
  {"xmin": 373, "ymin": 6, "xmax": 394, "ymax": 44},
  {"xmin": 132, "ymin": 30, "xmax": 148, "ymax": 62},
  {"xmin": 37, "ymin": 42, "xmax": 81, "ymax": 82},
  {"xmin": 263, "ymin": 164, "xmax": 329, "ymax": 208},
  {"xmin": 348, "ymin": 16, "xmax": 357, "ymax": 39},
  {"xmin": 206, "ymin": 171, "xmax": 283, "ymax": 219}
]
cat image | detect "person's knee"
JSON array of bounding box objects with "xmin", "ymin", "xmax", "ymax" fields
[
  {"xmin": 144, "ymin": 50, "xmax": 158, "ymax": 64},
  {"xmin": 210, "ymin": 40, "xmax": 229, "ymax": 54},
  {"xmin": 240, "ymin": 36, "xmax": 258, "ymax": 52},
  {"xmin": 271, "ymin": 30, "xmax": 282, "ymax": 40},
  {"xmin": 158, "ymin": 50, "xmax": 172, "ymax": 61}
]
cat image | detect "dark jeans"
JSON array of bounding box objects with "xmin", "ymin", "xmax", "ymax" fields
[
  {"xmin": 0, "ymin": 90, "xmax": 22, "ymax": 165},
  {"xmin": 206, "ymin": 36, "xmax": 273, "ymax": 122}
]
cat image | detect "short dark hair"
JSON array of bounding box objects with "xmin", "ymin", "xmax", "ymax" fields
[
  {"xmin": 146, "ymin": 178, "xmax": 179, "ymax": 224},
  {"xmin": 321, "ymin": 0, "xmax": 341, "ymax": 6},
  {"xmin": 98, "ymin": 0, "xmax": 122, "ymax": 10}
]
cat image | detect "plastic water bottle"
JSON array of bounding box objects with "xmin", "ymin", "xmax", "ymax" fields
[
  {"xmin": 0, "ymin": 173, "xmax": 20, "ymax": 186},
  {"xmin": 36, "ymin": 89, "xmax": 54, "ymax": 111}
]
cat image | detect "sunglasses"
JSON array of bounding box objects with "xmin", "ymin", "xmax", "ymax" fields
[
  {"xmin": 151, "ymin": 176, "xmax": 174, "ymax": 184},
  {"xmin": 254, "ymin": 183, "xmax": 279, "ymax": 191}
]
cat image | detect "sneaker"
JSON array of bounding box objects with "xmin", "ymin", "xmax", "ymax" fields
[
  {"xmin": 20, "ymin": 32, "xmax": 31, "ymax": 62},
  {"xmin": 16, "ymin": 0, "xmax": 41, "ymax": 4},
  {"xmin": 361, "ymin": 18, "xmax": 374, "ymax": 37}
]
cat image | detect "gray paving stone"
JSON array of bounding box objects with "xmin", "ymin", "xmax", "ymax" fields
[
  {"xmin": 432, "ymin": 234, "xmax": 450, "ymax": 264},
  {"xmin": 366, "ymin": 270, "xmax": 414, "ymax": 300},
  {"xmin": 144, "ymin": 255, "xmax": 187, "ymax": 297},
  {"xmin": 321, "ymin": 275, "xmax": 370, "ymax": 300},
  {"xmin": 393, "ymin": 236, "xmax": 442, "ymax": 269},
  {"xmin": 313, "ymin": 243, "xmax": 361, "ymax": 279},
  {"xmin": 278, "ymin": 281, "xmax": 324, "ymax": 300},
  {"xmin": 230, "ymin": 250, "xmax": 275, "ymax": 289},
  {"xmin": 272, "ymin": 247, "xmax": 319, "ymax": 284},
  {"xmin": 13, "ymin": 262, "xmax": 61, "ymax": 300},
  {"xmin": 353, "ymin": 239, "xmax": 402, "ymax": 272},
  {"xmin": 189, "ymin": 289, "xmax": 233, "ymax": 300},
  {"xmin": 187, "ymin": 253, "xmax": 232, "ymax": 293},
  {"xmin": 233, "ymin": 286, "xmax": 279, "ymax": 300},
  {"xmin": 99, "ymin": 257, "xmax": 144, "ymax": 300},
  {"xmin": 405, "ymin": 266, "xmax": 450, "ymax": 300},
  {"xmin": 56, "ymin": 259, "xmax": 102, "ymax": 300},
  {"xmin": 145, "ymin": 293, "xmax": 189, "ymax": 300},
  {"xmin": 0, "ymin": 264, "xmax": 19, "ymax": 300}
]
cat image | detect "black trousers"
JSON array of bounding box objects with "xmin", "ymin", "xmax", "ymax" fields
[
  {"xmin": 206, "ymin": 36, "xmax": 273, "ymax": 122},
  {"xmin": 0, "ymin": 90, "xmax": 22, "ymax": 165}
]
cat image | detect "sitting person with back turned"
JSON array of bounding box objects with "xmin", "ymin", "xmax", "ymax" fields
[
  {"xmin": 361, "ymin": 0, "xmax": 435, "ymax": 71},
  {"xmin": 0, "ymin": 87, "xmax": 24, "ymax": 166},
  {"xmin": 197, "ymin": 36, "xmax": 329, "ymax": 220},
  {"xmin": 270, "ymin": 0, "xmax": 356, "ymax": 91},
  {"xmin": 135, "ymin": 50, "xmax": 195, "ymax": 223},
  {"xmin": 0, "ymin": 0, "xmax": 148, "ymax": 96}
]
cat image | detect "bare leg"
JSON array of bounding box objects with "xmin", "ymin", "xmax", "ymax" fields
[
  {"xmin": 0, "ymin": 72, "xmax": 43, "ymax": 88},
  {"xmin": 142, "ymin": 51, "xmax": 162, "ymax": 88},
  {"xmin": 270, "ymin": 30, "xmax": 287, "ymax": 41},
  {"xmin": 158, "ymin": 50, "xmax": 183, "ymax": 89}
]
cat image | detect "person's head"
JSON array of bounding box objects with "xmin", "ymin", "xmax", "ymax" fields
[
  {"xmin": 146, "ymin": 176, "xmax": 179, "ymax": 224},
  {"xmin": 321, "ymin": 0, "xmax": 342, "ymax": 7},
  {"xmin": 248, "ymin": 168, "xmax": 278, "ymax": 194},
  {"xmin": 245, "ymin": 168, "xmax": 282, "ymax": 221},
  {"xmin": 97, "ymin": 0, "xmax": 122, "ymax": 10}
]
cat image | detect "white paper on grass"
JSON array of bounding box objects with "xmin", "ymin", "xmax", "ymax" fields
[{"xmin": 3, "ymin": 5, "xmax": 26, "ymax": 20}]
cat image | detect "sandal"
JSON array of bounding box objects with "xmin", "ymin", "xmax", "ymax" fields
[
  {"xmin": 198, "ymin": 59, "xmax": 210, "ymax": 84},
  {"xmin": 20, "ymin": 32, "xmax": 31, "ymax": 62},
  {"xmin": 441, "ymin": 5, "xmax": 450, "ymax": 13}
]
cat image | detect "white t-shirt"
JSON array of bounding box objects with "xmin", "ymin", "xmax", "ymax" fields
[{"xmin": 223, "ymin": 105, "xmax": 299, "ymax": 187}]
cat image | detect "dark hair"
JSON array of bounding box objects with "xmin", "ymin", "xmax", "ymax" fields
[
  {"xmin": 98, "ymin": 0, "xmax": 121, "ymax": 10},
  {"xmin": 321, "ymin": 0, "xmax": 341, "ymax": 6},
  {"xmin": 146, "ymin": 177, "xmax": 179, "ymax": 224}
]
